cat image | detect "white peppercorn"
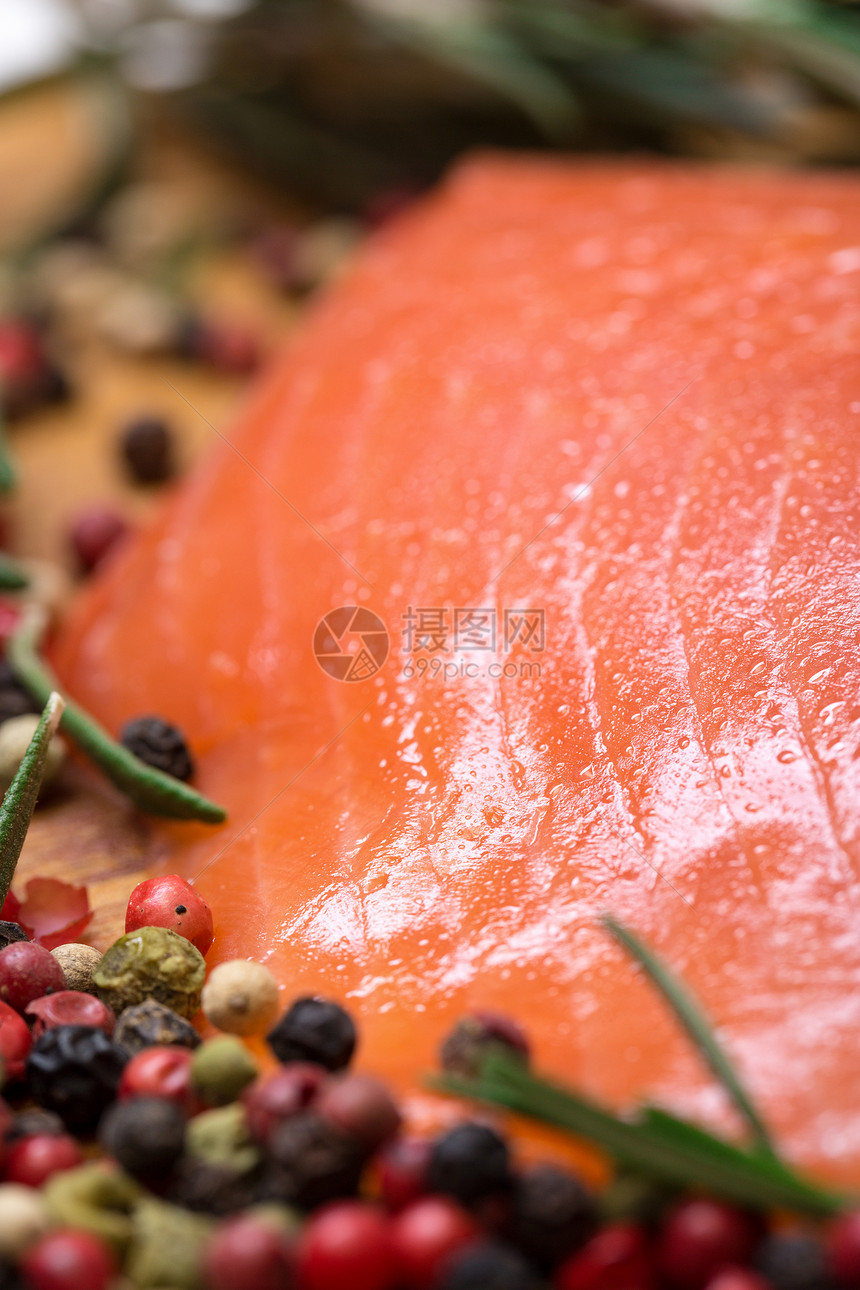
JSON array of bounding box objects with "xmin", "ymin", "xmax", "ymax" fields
[
  {"xmin": 0, "ymin": 715, "xmax": 64, "ymax": 789},
  {"xmin": 0, "ymin": 1184, "xmax": 52, "ymax": 1257},
  {"xmin": 51, "ymin": 944, "xmax": 102, "ymax": 994},
  {"xmin": 201, "ymin": 960, "xmax": 279, "ymax": 1036}
]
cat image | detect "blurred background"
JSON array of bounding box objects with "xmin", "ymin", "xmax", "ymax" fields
[{"xmin": 1, "ymin": 0, "xmax": 860, "ymax": 571}]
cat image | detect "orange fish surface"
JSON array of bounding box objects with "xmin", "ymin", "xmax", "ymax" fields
[{"xmin": 55, "ymin": 159, "xmax": 860, "ymax": 1181}]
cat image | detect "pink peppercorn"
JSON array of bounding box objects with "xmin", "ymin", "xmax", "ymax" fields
[
  {"xmin": 0, "ymin": 941, "xmax": 65, "ymax": 1014},
  {"xmin": 0, "ymin": 998, "xmax": 32, "ymax": 1080},
  {"xmin": 4, "ymin": 1133, "xmax": 83, "ymax": 1187},
  {"xmin": 26, "ymin": 991, "xmax": 115, "ymax": 1038},
  {"xmin": 68, "ymin": 507, "xmax": 129, "ymax": 574},
  {"xmin": 20, "ymin": 1228, "xmax": 116, "ymax": 1290},
  {"xmin": 125, "ymin": 875, "xmax": 213, "ymax": 955}
]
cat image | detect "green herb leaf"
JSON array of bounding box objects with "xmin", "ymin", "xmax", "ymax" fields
[
  {"xmin": 602, "ymin": 914, "xmax": 776, "ymax": 1155},
  {"xmin": 0, "ymin": 691, "xmax": 64, "ymax": 906},
  {"xmin": 0, "ymin": 416, "xmax": 17, "ymax": 497},
  {"xmin": 7, "ymin": 614, "xmax": 226, "ymax": 825},
  {"xmin": 434, "ymin": 1055, "xmax": 846, "ymax": 1216}
]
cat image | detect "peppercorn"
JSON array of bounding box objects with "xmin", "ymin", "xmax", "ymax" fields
[
  {"xmin": 0, "ymin": 924, "xmax": 28, "ymax": 952},
  {"xmin": 168, "ymin": 1159, "xmax": 259, "ymax": 1217},
  {"xmin": 43, "ymin": 1162, "xmax": 139, "ymax": 1254},
  {"xmin": 93, "ymin": 926, "xmax": 205, "ymax": 1019},
  {"xmin": 120, "ymin": 716, "xmax": 194, "ymax": 781},
  {"xmin": 438, "ymin": 1241, "xmax": 542, "ymax": 1290},
  {"xmin": 50, "ymin": 944, "xmax": 102, "ymax": 994},
  {"xmin": 315, "ymin": 1072, "xmax": 402, "ymax": 1151},
  {"xmin": 113, "ymin": 999, "xmax": 202, "ymax": 1054},
  {"xmin": 266, "ymin": 997, "xmax": 356, "ymax": 1070},
  {"xmin": 126, "ymin": 1198, "xmax": 213, "ymax": 1290},
  {"xmin": 440, "ymin": 1011, "xmax": 531, "ymax": 1080},
  {"xmin": 27, "ymin": 1025, "xmax": 128, "ymax": 1135},
  {"xmin": 187, "ymin": 1102, "xmax": 261, "ymax": 1177},
  {"xmin": 752, "ymin": 1232, "xmax": 833, "ymax": 1290},
  {"xmin": 0, "ymin": 715, "xmax": 65, "ymax": 790},
  {"xmin": 126, "ymin": 874, "xmax": 213, "ymax": 954},
  {"xmin": 98, "ymin": 1096, "xmax": 186, "ymax": 1182},
  {"xmin": 512, "ymin": 1163, "xmax": 596, "ymax": 1270},
  {"xmin": 68, "ymin": 507, "xmax": 129, "ymax": 575},
  {"xmin": 0, "ymin": 1257, "xmax": 22, "ymax": 1290},
  {"xmin": 202, "ymin": 959, "xmax": 280, "ymax": 1036},
  {"xmin": 119, "ymin": 415, "xmax": 176, "ymax": 485},
  {"xmin": 0, "ymin": 942, "xmax": 66, "ymax": 1014},
  {"xmin": 0, "ymin": 1184, "xmax": 52, "ymax": 1259},
  {"xmin": 21, "ymin": 1229, "xmax": 116, "ymax": 1290},
  {"xmin": 191, "ymin": 1036, "xmax": 258, "ymax": 1107},
  {"xmin": 258, "ymin": 1112, "xmax": 364, "ymax": 1210},
  {"xmin": 427, "ymin": 1123, "xmax": 512, "ymax": 1208},
  {"xmin": 0, "ymin": 661, "xmax": 38, "ymax": 723},
  {"xmin": 26, "ymin": 991, "xmax": 115, "ymax": 1038}
]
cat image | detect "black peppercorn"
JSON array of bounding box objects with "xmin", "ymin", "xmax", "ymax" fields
[
  {"xmin": 512, "ymin": 1164, "xmax": 596, "ymax": 1269},
  {"xmin": 0, "ymin": 1258, "xmax": 23, "ymax": 1290},
  {"xmin": 119, "ymin": 415, "xmax": 175, "ymax": 485},
  {"xmin": 266, "ymin": 997, "xmax": 356, "ymax": 1071},
  {"xmin": 99, "ymin": 1096, "xmax": 186, "ymax": 1181},
  {"xmin": 440, "ymin": 1011, "xmax": 530, "ymax": 1079},
  {"xmin": 168, "ymin": 1160, "xmax": 259, "ymax": 1216},
  {"xmin": 439, "ymin": 1242, "xmax": 542, "ymax": 1290},
  {"xmin": 120, "ymin": 716, "xmax": 194, "ymax": 782},
  {"xmin": 0, "ymin": 922, "xmax": 29, "ymax": 952},
  {"xmin": 0, "ymin": 662, "xmax": 38, "ymax": 723},
  {"xmin": 259, "ymin": 1111, "xmax": 364, "ymax": 1209},
  {"xmin": 113, "ymin": 999, "xmax": 202, "ymax": 1056},
  {"xmin": 427, "ymin": 1123, "xmax": 512, "ymax": 1207},
  {"xmin": 752, "ymin": 1233, "xmax": 835, "ymax": 1290},
  {"xmin": 26, "ymin": 1025, "xmax": 128, "ymax": 1136}
]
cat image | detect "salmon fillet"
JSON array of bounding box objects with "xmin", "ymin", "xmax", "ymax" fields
[{"xmin": 54, "ymin": 159, "xmax": 860, "ymax": 1181}]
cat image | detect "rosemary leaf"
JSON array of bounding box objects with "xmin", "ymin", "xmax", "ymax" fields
[
  {"xmin": 7, "ymin": 616, "xmax": 226, "ymax": 825},
  {"xmin": 0, "ymin": 692, "xmax": 64, "ymax": 906},
  {"xmin": 434, "ymin": 1056, "xmax": 846, "ymax": 1216},
  {"xmin": 602, "ymin": 914, "xmax": 776, "ymax": 1156}
]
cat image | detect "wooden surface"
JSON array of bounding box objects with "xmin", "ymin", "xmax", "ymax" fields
[{"xmin": 0, "ymin": 78, "xmax": 302, "ymax": 948}]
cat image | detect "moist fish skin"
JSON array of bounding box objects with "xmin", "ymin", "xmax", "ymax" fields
[{"xmin": 55, "ymin": 159, "xmax": 860, "ymax": 1180}]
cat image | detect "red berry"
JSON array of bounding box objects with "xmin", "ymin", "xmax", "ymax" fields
[
  {"xmin": 125, "ymin": 875, "xmax": 213, "ymax": 954},
  {"xmin": 830, "ymin": 1210, "xmax": 860, "ymax": 1286},
  {"xmin": 391, "ymin": 1196, "xmax": 478, "ymax": 1289},
  {"xmin": 316, "ymin": 1073, "xmax": 402, "ymax": 1150},
  {"xmin": 193, "ymin": 321, "xmax": 261, "ymax": 374},
  {"xmin": 657, "ymin": 1201, "xmax": 759, "ymax": 1290},
  {"xmin": 243, "ymin": 1063, "xmax": 325, "ymax": 1145},
  {"xmin": 118, "ymin": 1046, "xmax": 195, "ymax": 1109},
  {"xmin": 299, "ymin": 1202, "xmax": 396, "ymax": 1290},
  {"xmin": 4, "ymin": 1133, "xmax": 82, "ymax": 1187},
  {"xmin": 203, "ymin": 1214, "xmax": 295, "ymax": 1290},
  {"xmin": 68, "ymin": 507, "xmax": 129, "ymax": 574},
  {"xmin": 26, "ymin": 991, "xmax": 115, "ymax": 1037},
  {"xmin": 20, "ymin": 1228, "xmax": 116, "ymax": 1290},
  {"xmin": 0, "ymin": 941, "xmax": 65, "ymax": 1014},
  {"xmin": 556, "ymin": 1223, "xmax": 654, "ymax": 1290},
  {"xmin": 0, "ymin": 997, "xmax": 32, "ymax": 1080},
  {"xmin": 704, "ymin": 1270, "xmax": 772, "ymax": 1290},
  {"xmin": 0, "ymin": 892, "xmax": 21, "ymax": 924},
  {"xmin": 378, "ymin": 1136, "xmax": 432, "ymax": 1212}
]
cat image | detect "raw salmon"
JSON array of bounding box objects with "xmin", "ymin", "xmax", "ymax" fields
[{"xmin": 54, "ymin": 159, "xmax": 860, "ymax": 1181}]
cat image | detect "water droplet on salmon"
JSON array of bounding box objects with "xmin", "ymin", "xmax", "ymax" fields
[
  {"xmin": 678, "ymin": 736, "xmax": 691, "ymax": 749},
  {"xmin": 808, "ymin": 667, "xmax": 830, "ymax": 684},
  {"xmin": 777, "ymin": 749, "xmax": 797, "ymax": 764}
]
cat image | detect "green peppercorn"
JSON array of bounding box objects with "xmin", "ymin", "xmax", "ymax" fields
[
  {"xmin": 126, "ymin": 1198, "xmax": 213, "ymax": 1289},
  {"xmin": 185, "ymin": 1103, "xmax": 260, "ymax": 1176},
  {"xmin": 93, "ymin": 926, "xmax": 205, "ymax": 1019},
  {"xmin": 43, "ymin": 1162, "xmax": 140, "ymax": 1254},
  {"xmin": 190, "ymin": 1036, "xmax": 258, "ymax": 1107}
]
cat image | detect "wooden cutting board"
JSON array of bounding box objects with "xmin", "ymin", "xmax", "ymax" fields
[{"xmin": 1, "ymin": 78, "xmax": 300, "ymax": 946}]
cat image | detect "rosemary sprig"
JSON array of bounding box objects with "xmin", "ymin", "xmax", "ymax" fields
[
  {"xmin": 435, "ymin": 1055, "xmax": 846, "ymax": 1216},
  {"xmin": 602, "ymin": 914, "xmax": 776, "ymax": 1157},
  {"xmin": 0, "ymin": 415, "xmax": 17, "ymax": 497},
  {"xmin": 0, "ymin": 692, "xmax": 64, "ymax": 905},
  {"xmin": 7, "ymin": 613, "xmax": 226, "ymax": 825}
]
